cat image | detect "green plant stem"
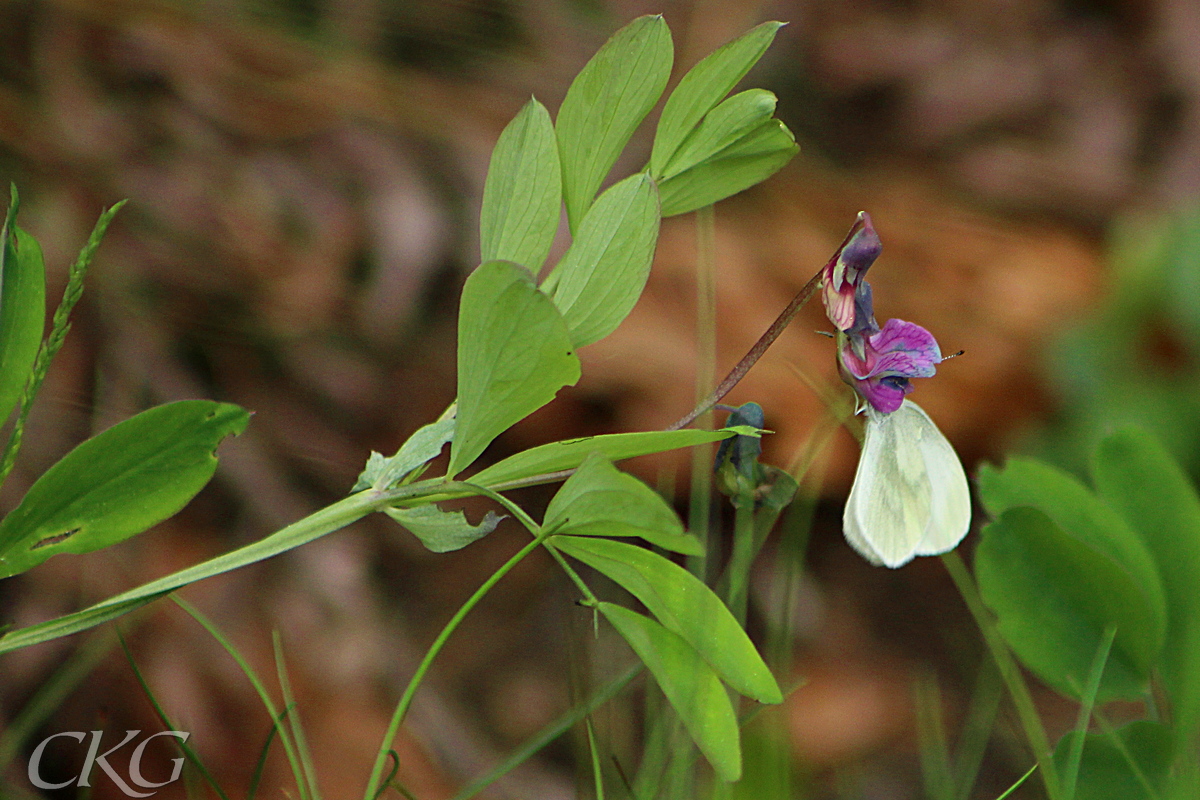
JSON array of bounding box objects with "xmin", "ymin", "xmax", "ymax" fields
[
  {"xmin": 686, "ymin": 205, "xmax": 718, "ymax": 581},
  {"xmin": 363, "ymin": 524, "xmax": 559, "ymax": 800},
  {"xmin": 0, "ymin": 482, "xmax": 445, "ymax": 654},
  {"xmin": 942, "ymin": 552, "xmax": 1062, "ymax": 800},
  {"xmin": 171, "ymin": 596, "xmax": 308, "ymax": 798}
]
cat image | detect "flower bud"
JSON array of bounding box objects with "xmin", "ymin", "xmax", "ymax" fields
[{"xmin": 821, "ymin": 212, "xmax": 882, "ymax": 332}]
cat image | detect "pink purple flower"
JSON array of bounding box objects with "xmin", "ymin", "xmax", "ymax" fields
[
  {"xmin": 839, "ymin": 318, "xmax": 943, "ymax": 413},
  {"xmin": 821, "ymin": 212, "xmax": 882, "ymax": 332}
]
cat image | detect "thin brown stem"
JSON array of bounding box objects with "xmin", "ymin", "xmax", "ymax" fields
[{"xmin": 666, "ymin": 267, "xmax": 824, "ymax": 431}]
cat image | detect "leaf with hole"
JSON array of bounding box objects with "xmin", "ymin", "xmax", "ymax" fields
[
  {"xmin": 354, "ymin": 414, "xmax": 456, "ymax": 491},
  {"xmin": 598, "ymin": 601, "xmax": 742, "ymax": 782},
  {"xmin": 0, "ymin": 400, "xmax": 250, "ymax": 578},
  {"xmin": 385, "ymin": 505, "xmax": 504, "ymax": 553},
  {"xmin": 449, "ymin": 260, "xmax": 580, "ymax": 476},
  {"xmin": 555, "ymin": 536, "xmax": 781, "ymax": 704}
]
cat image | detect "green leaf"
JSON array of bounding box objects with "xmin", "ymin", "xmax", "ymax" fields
[
  {"xmin": 555, "ymin": 536, "xmax": 781, "ymax": 704},
  {"xmin": 354, "ymin": 413, "xmax": 456, "ymax": 491},
  {"xmin": 650, "ymin": 21, "xmax": 784, "ymax": 177},
  {"xmin": 556, "ymin": 15, "xmax": 672, "ymax": 232},
  {"xmin": 658, "ymin": 120, "xmax": 797, "ymax": 217},
  {"xmin": 597, "ymin": 601, "xmax": 741, "ymax": 782},
  {"xmin": 1052, "ymin": 722, "xmax": 1174, "ymax": 800},
  {"xmin": 449, "ymin": 260, "xmax": 580, "ymax": 476},
  {"xmin": 659, "ymin": 89, "xmax": 778, "ymax": 180},
  {"xmin": 385, "ymin": 505, "xmax": 503, "ymax": 553},
  {"xmin": 0, "ymin": 401, "xmax": 249, "ymax": 578},
  {"xmin": 549, "ymin": 172, "xmax": 660, "ymax": 347},
  {"xmin": 0, "ymin": 221, "xmax": 46, "ymax": 426},
  {"xmin": 974, "ymin": 507, "xmax": 1160, "ymax": 700},
  {"xmin": 976, "ymin": 457, "xmax": 1166, "ymax": 640},
  {"xmin": 1091, "ymin": 428, "xmax": 1200, "ymax": 743},
  {"xmin": 480, "ymin": 98, "xmax": 561, "ymax": 272},
  {"xmin": 544, "ymin": 451, "xmax": 700, "ymax": 555},
  {"xmin": 469, "ymin": 428, "xmax": 737, "ymax": 488}
]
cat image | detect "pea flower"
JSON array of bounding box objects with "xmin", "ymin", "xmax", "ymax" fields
[
  {"xmin": 821, "ymin": 211, "xmax": 881, "ymax": 332},
  {"xmin": 821, "ymin": 217, "xmax": 971, "ymax": 568}
]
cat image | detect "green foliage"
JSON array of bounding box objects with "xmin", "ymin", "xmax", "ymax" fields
[
  {"xmin": 597, "ymin": 601, "xmax": 742, "ymax": 782},
  {"xmin": 649, "ymin": 22, "xmax": 796, "ymax": 216},
  {"xmin": 479, "ymin": 98, "xmax": 561, "ymax": 272},
  {"xmin": 547, "ymin": 172, "xmax": 660, "ymax": 347},
  {"xmin": 1052, "ymin": 723, "xmax": 1175, "ymax": 800},
  {"xmin": 0, "ymin": 197, "xmax": 45, "ymax": 426},
  {"xmin": 556, "ymin": 15, "xmax": 672, "ymax": 231},
  {"xmin": 0, "ymin": 15, "xmax": 805, "ymax": 799},
  {"xmin": 553, "ymin": 535, "xmax": 781, "ymax": 704},
  {"xmin": 650, "ymin": 22, "xmax": 784, "ymax": 176},
  {"xmin": 656, "ymin": 119, "xmax": 797, "ymax": 217},
  {"xmin": 449, "ymin": 260, "xmax": 581, "ymax": 476},
  {"xmin": 974, "ymin": 427, "xmax": 1200, "ymax": 797},
  {"xmin": 385, "ymin": 505, "xmax": 503, "ymax": 553},
  {"xmin": 545, "ymin": 451, "xmax": 701, "ymax": 555},
  {"xmin": 975, "ymin": 457, "xmax": 1165, "ymax": 700},
  {"xmin": 0, "ymin": 401, "xmax": 249, "ymax": 578},
  {"xmin": 470, "ymin": 428, "xmax": 740, "ymax": 488},
  {"xmin": 1091, "ymin": 429, "xmax": 1200, "ymax": 746},
  {"xmin": 354, "ymin": 413, "xmax": 456, "ymax": 491}
]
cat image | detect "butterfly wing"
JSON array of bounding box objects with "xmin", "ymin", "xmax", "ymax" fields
[
  {"xmin": 843, "ymin": 402, "xmax": 934, "ymax": 567},
  {"xmin": 908, "ymin": 401, "xmax": 972, "ymax": 556}
]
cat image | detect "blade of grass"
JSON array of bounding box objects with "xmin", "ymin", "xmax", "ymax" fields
[
  {"xmin": 915, "ymin": 674, "xmax": 954, "ymax": 800},
  {"xmin": 1061, "ymin": 626, "xmax": 1117, "ymax": 800},
  {"xmin": 248, "ymin": 707, "xmax": 288, "ymax": 800},
  {"xmin": 365, "ymin": 514, "xmax": 561, "ymax": 800},
  {"xmin": 451, "ymin": 665, "xmax": 642, "ymax": 800},
  {"xmin": 586, "ymin": 717, "xmax": 605, "ymax": 800},
  {"xmin": 0, "ymin": 200, "xmax": 125, "ymax": 488},
  {"xmin": 942, "ymin": 551, "xmax": 1061, "ymax": 800},
  {"xmin": 274, "ymin": 632, "xmax": 320, "ymax": 800},
  {"xmin": 1091, "ymin": 711, "xmax": 1164, "ymax": 800},
  {"xmin": 952, "ymin": 659, "xmax": 1004, "ymax": 800},
  {"xmin": 994, "ymin": 764, "xmax": 1038, "ymax": 800},
  {"xmin": 0, "ymin": 628, "xmax": 117, "ymax": 771},
  {"xmin": 171, "ymin": 596, "xmax": 308, "ymax": 797},
  {"xmin": 115, "ymin": 629, "xmax": 231, "ymax": 800}
]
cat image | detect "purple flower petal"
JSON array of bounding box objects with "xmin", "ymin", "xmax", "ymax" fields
[
  {"xmin": 821, "ymin": 212, "xmax": 881, "ymax": 331},
  {"xmin": 839, "ymin": 319, "xmax": 943, "ymax": 414}
]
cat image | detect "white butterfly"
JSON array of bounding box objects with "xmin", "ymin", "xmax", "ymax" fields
[{"xmin": 843, "ymin": 400, "xmax": 971, "ymax": 568}]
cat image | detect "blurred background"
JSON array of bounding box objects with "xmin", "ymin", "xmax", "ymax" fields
[{"xmin": 1, "ymin": 0, "xmax": 1199, "ymax": 797}]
